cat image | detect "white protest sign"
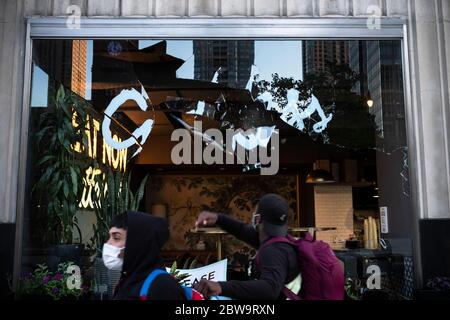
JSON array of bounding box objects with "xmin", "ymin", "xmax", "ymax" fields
[{"xmin": 166, "ymin": 259, "xmax": 227, "ymax": 287}]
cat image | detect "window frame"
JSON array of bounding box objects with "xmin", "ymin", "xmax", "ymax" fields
[{"xmin": 15, "ymin": 17, "xmax": 421, "ymax": 290}]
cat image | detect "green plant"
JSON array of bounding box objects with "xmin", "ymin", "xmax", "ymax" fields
[
  {"xmin": 90, "ymin": 168, "xmax": 149, "ymax": 254},
  {"xmin": 18, "ymin": 262, "xmax": 90, "ymax": 300},
  {"xmin": 168, "ymin": 261, "xmax": 190, "ymax": 283},
  {"xmin": 33, "ymin": 85, "xmax": 90, "ymax": 244},
  {"xmin": 345, "ymin": 277, "xmax": 363, "ymax": 300}
]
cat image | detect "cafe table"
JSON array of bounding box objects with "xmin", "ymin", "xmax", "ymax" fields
[
  {"xmin": 188, "ymin": 227, "xmax": 228, "ymax": 261},
  {"xmin": 189, "ymin": 227, "xmax": 338, "ymax": 261}
]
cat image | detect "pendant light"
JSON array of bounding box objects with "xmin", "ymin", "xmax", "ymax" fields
[{"xmin": 305, "ymin": 162, "xmax": 335, "ymax": 184}]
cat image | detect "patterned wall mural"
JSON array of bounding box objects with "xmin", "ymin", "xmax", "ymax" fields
[{"xmin": 145, "ymin": 175, "xmax": 298, "ymax": 261}]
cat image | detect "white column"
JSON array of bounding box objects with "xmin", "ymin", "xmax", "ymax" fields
[
  {"xmin": 0, "ymin": 0, "xmax": 25, "ymax": 224},
  {"xmin": 408, "ymin": 0, "xmax": 450, "ymax": 219}
]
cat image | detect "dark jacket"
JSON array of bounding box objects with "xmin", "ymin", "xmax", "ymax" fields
[
  {"xmin": 113, "ymin": 211, "xmax": 186, "ymax": 300},
  {"xmin": 216, "ymin": 214, "xmax": 299, "ymax": 300}
]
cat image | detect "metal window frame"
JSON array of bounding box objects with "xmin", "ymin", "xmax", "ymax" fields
[
  {"xmin": 29, "ymin": 17, "xmax": 405, "ymax": 39},
  {"xmin": 15, "ymin": 17, "xmax": 422, "ymax": 291}
]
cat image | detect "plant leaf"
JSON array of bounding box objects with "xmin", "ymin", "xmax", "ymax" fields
[
  {"xmin": 70, "ymin": 167, "xmax": 78, "ymax": 195},
  {"xmin": 56, "ymin": 85, "xmax": 65, "ymax": 105},
  {"xmin": 134, "ymin": 174, "xmax": 149, "ymax": 211}
]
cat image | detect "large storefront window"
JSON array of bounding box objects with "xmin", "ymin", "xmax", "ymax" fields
[{"xmin": 20, "ymin": 38, "xmax": 413, "ymax": 299}]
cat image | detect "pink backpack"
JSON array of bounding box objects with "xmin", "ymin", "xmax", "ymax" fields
[{"xmin": 256, "ymin": 233, "xmax": 345, "ymax": 300}]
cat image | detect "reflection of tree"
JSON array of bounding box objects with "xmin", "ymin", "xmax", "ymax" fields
[
  {"xmin": 255, "ymin": 62, "xmax": 378, "ymax": 150},
  {"xmin": 256, "ymin": 73, "xmax": 310, "ymax": 109}
]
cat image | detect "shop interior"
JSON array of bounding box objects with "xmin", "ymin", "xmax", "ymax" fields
[{"xmin": 22, "ymin": 38, "xmax": 414, "ymax": 299}]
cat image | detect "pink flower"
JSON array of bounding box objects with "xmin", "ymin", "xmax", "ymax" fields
[
  {"xmin": 54, "ymin": 273, "xmax": 62, "ymax": 281},
  {"xmin": 43, "ymin": 275, "xmax": 51, "ymax": 284}
]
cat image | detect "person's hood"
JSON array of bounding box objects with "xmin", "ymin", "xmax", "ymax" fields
[{"xmin": 115, "ymin": 211, "xmax": 169, "ymax": 299}]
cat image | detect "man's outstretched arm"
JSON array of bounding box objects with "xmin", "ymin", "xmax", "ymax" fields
[
  {"xmin": 196, "ymin": 211, "xmax": 259, "ymax": 249},
  {"xmin": 194, "ymin": 245, "xmax": 289, "ymax": 300}
]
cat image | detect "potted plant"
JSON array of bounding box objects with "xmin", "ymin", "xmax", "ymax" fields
[
  {"xmin": 33, "ymin": 85, "xmax": 90, "ymax": 267},
  {"xmin": 168, "ymin": 261, "xmax": 190, "ymax": 283},
  {"xmin": 17, "ymin": 262, "xmax": 91, "ymax": 300}
]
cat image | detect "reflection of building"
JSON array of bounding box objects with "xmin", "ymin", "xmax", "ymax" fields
[
  {"xmin": 349, "ymin": 41, "xmax": 383, "ymax": 127},
  {"xmin": 33, "ymin": 40, "xmax": 71, "ymax": 88},
  {"xmin": 33, "ymin": 40, "xmax": 88, "ymax": 98},
  {"xmin": 379, "ymin": 40, "xmax": 406, "ymax": 147},
  {"xmin": 302, "ymin": 40, "xmax": 349, "ymax": 75},
  {"xmin": 349, "ymin": 41, "xmax": 367, "ymax": 96},
  {"xmin": 349, "ymin": 40, "xmax": 406, "ymax": 148},
  {"xmin": 71, "ymin": 40, "xmax": 88, "ymax": 98},
  {"xmin": 193, "ymin": 40, "xmax": 254, "ymax": 89},
  {"xmin": 366, "ymin": 41, "xmax": 383, "ymax": 132}
]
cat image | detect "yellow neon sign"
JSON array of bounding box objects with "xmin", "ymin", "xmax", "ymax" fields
[{"xmin": 72, "ymin": 113, "xmax": 128, "ymax": 209}]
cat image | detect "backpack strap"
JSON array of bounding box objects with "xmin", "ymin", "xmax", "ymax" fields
[
  {"xmin": 256, "ymin": 232, "xmax": 314, "ymax": 265},
  {"xmin": 282, "ymin": 287, "xmax": 301, "ymax": 300},
  {"xmin": 140, "ymin": 269, "xmax": 196, "ymax": 301},
  {"xmin": 182, "ymin": 286, "xmax": 193, "ymax": 300},
  {"xmin": 256, "ymin": 236, "xmax": 295, "ymax": 266},
  {"xmin": 139, "ymin": 269, "xmax": 169, "ymax": 300}
]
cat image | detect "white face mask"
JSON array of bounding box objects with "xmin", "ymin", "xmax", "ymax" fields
[{"xmin": 102, "ymin": 243, "xmax": 124, "ymax": 271}]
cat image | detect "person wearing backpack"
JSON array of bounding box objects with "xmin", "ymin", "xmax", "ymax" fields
[
  {"xmin": 102, "ymin": 211, "xmax": 188, "ymax": 300},
  {"xmin": 193, "ymin": 193, "xmax": 344, "ymax": 300}
]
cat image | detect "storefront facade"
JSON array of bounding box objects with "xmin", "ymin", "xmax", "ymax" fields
[{"xmin": 1, "ymin": 0, "xmax": 450, "ymax": 299}]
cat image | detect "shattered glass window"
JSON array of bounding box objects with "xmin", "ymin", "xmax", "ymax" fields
[
  {"xmin": 27, "ymin": 38, "xmax": 411, "ymax": 207},
  {"xmin": 29, "ymin": 39, "xmax": 408, "ymax": 161},
  {"xmin": 24, "ymin": 38, "xmax": 414, "ymax": 299}
]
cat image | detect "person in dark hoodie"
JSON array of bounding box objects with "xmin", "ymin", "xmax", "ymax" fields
[
  {"xmin": 193, "ymin": 193, "xmax": 300, "ymax": 300},
  {"xmin": 102, "ymin": 211, "xmax": 186, "ymax": 300}
]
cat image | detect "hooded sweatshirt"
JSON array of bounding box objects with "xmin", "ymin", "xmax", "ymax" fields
[{"xmin": 113, "ymin": 211, "xmax": 186, "ymax": 300}]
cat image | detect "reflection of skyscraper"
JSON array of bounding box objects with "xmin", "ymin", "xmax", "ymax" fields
[
  {"xmin": 379, "ymin": 40, "xmax": 406, "ymax": 148},
  {"xmin": 71, "ymin": 40, "xmax": 88, "ymax": 98},
  {"xmin": 33, "ymin": 40, "xmax": 88, "ymax": 98},
  {"xmin": 349, "ymin": 41, "xmax": 361, "ymax": 93},
  {"xmin": 349, "ymin": 41, "xmax": 383, "ymax": 128},
  {"xmin": 33, "ymin": 40, "xmax": 72, "ymax": 88},
  {"xmin": 349, "ymin": 41, "xmax": 367, "ymax": 96},
  {"xmin": 193, "ymin": 41, "xmax": 254, "ymax": 89},
  {"xmin": 349, "ymin": 40, "xmax": 406, "ymax": 149},
  {"xmin": 302, "ymin": 41, "xmax": 349, "ymax": 75},
  {"xmin": 366, "ymin": 41, "xmax": 383, "ymax": 132}
]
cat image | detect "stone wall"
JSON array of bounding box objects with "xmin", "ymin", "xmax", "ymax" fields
[{"xmin": 20, "ymin": 0, "xmax": 409, "ymax": 18}]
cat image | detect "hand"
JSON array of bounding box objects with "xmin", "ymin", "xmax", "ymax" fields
[
  {"xmin": 195, "ymin": 211, "xmax": 218, "ymax": 227},
  {"xmin": 193, "ymin": 279, "xmax": 222, "ymax": 298}
]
